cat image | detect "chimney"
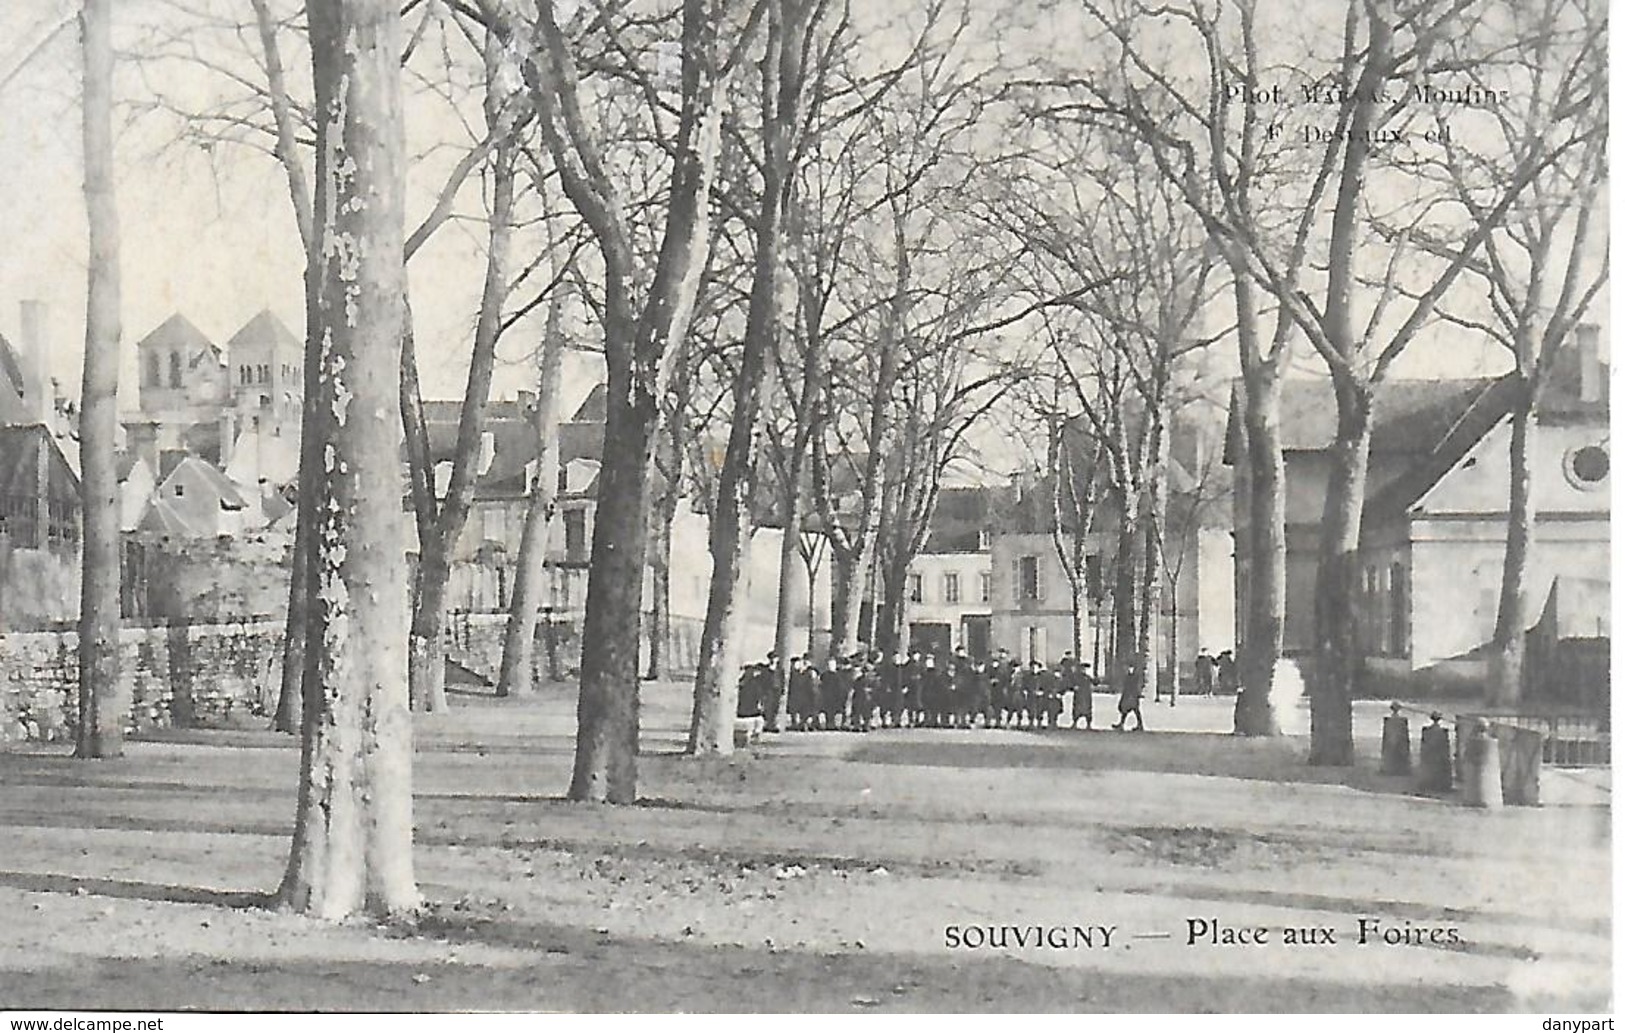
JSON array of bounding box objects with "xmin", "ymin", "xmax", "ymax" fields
[
  {"xmin": 1576, "ymin": 323, "xmax": 1603, "ymax": 403},
  {"xmin": 127, "ymin": 422, "xmax": 159, "ymax": 473},
  {"xmin": 218, "ymin": 412, "xmax": 236, "ymax": 467},
  {"xmin": 18, "ymin": 300, "xmax": 51, "ymax": 426}
]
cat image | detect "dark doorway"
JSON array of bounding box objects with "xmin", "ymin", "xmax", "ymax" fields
[
  {"xmin": 908, "ymin": 621, "xmax": 952, "ymax": 660},
  {"xmin": 961, "ymin": 615, "xmax": 992, "ymax": 659}
]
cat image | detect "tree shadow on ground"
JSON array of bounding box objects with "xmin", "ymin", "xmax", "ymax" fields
[
  {"xmin": 0, "ymin": 927, "xmax": 1540, "ymax": 1013},
  {"xmin": 1108, "ymin": 878, "xmax": 1609, "ymax": 939},
  {"xmin": 843, "ymin": 732, "xmax": 1441, "ymax": 799},
  {"xmin": 0, "ymin": 869, "xmax": 269, "ymax": 909}
]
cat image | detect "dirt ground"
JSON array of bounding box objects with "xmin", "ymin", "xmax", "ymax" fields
[{"xmin": 0, "ymin": 682, "xmax": 1611, "ymax": 1013}]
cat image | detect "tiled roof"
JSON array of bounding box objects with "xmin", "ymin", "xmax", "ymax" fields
[
  {"xmin": 571, "ymin": 383, "xmax": 607, "ymax": 422},
  {"xmin": 1363, "ymin": 375, "xmax": 1520, "ymax": 526},
  {"xmin": 0, "ymin": 423, "xmax": 78, "ymax": 498},
  {"xmin": 0, "ymin": 333, "xmax": 23, "ymax": 396},
  {"xmin": 138, "ymin": 313, "xmax": 216, "ymax": 362},
  {"xmin": 1274, "ymin": 377, "xmax": 1500, "ymax": 454},
  {"xmin": 226, "ymin": 310, "xmax": 301, "ymax": 356},
  {"xmin": 137, "ymin": 496, "xmax": 200, "ymax": 536}
]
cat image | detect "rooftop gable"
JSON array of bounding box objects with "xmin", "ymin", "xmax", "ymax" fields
[
  {"xmin": 227, "ymin": 309, "xmax": 302, "ymax": 357},
  {"xmin": 137, "ymin": 313, "xmax": 216, "ymax": 362}
]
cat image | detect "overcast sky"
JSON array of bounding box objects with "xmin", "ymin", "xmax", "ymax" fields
[{"xmin": 0, "ymin": 2, "xmax": 1608, "ymax": 442}]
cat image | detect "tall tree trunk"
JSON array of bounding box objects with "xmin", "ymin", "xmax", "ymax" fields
[
  {"xmin": 645, "ymin": 492, "xmax": 675, "ymax": 680},
  {"xmin": 409, "ymin": 67, "xmax": 517, "ymax": 714},
  {"xmin": 521, "ymin": 0, "xmax": 737, "ymax": 802},
  {"xmin": 569, "ymin": 382, "xmax": 656, "ymax": 802},
  {"xmin": 274, "ymin": 266, "xmax": 322, "ymax": 733},
  {"xmin": 829, "ymin": 548, "xmax": 870, "ymax": 655},
  {"xmin": 767, "ymin": 488, "xmax": 801, "ymax": 729},
  {"xmin": 1070, "ymin": 578, "xmax": 1087, "ymax": 661},
  {"xmin": 1488, "ymin": 380, "xmax": 1534, "ymax": 705},
  {"xmin": 408, "ymin": 541, "xmax": 453, "ymax": 713},
  {"xmin": 688, "ymin": 506, "xmax": 751, "ymax": 753},
  {"xmin": 251, "ymin": 0, "xmax": 318, "ymax": 737},
  {"xmin": 279, "ymin": 0, "xmax": 417, "ymax": 919},
  {"xmin": 1112, "ymin": 508, "xmax": 1138, "ymax": 691},
  {"xmin": 1138, "ymin": 429, "xmax": 1166, "ymax": 703},
  {"xmin": 497, "ymin": 304, "xmax": 564, "ymax": 697},
  {"xmin": 1235, "ymin": 357, "xmax": 1285, "ymax": 736},
  {"xmin": 876, "ymin": 545, "xmax": 910, "ymax": 657},
  {"xmin": 1136, "ymin": 529, "xmax": 1159, "ymax": 702},
  {"xmin": 75, "ymin": 0, "xmax": 123, "ymax": 760},
  {"xmin": 690, "ymin": 0, "xmax": 813, "ymax": 755},
  {"xmin": 1309, "ymin": 377, "xmax": 1372, "ymax": 766}
]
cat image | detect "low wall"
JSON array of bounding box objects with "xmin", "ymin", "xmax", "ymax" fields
[
  {"xmin": 3, "ymin": 608, "xmax": 710, "ymax": 745},
  {"xmin": 0, "ymin": 544, "xmax": 79, "ymax": 629},
  {"xmin": 1, "ymin": 618, "xmax": 283, "ymax": 744}
]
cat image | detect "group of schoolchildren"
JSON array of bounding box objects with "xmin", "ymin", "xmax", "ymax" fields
[{"xmin": 738, "ymin": 648, "xmax": 1112, "ymax": 733}]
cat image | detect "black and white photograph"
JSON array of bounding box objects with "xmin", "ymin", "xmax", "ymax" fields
[{"xmin": 0, "ymin": 0, "xmax": 1611, "ymax": 1017}]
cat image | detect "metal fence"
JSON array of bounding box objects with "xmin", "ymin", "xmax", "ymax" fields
[{"xmin": 1454, "ymin": 711, "xmax": 1610, "ymax": 769}]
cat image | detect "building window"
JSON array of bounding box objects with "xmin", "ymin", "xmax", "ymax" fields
[
  {"xmin": 979, "ymin": 571, "xmax": 992, "ymax": 603},
  {"xmin": 943, "ymin": 572, "xmax": 960, "ymax": 604},
  {"xmin": 907, "ymin": 573, "xmax": 924, "ymax": 603},
  {"xmin": 1085, "ymin": 553, "xmax": 1104, "ymax": 601},
  {"xmin": 145, "ymin": 352, "xmax": 160, "ymax": 387},
  {"xmin": 173, "ymin": 483, "xmax": 184, "ymax": 497},
  {"xmin": 1017, "ymin": 555, "xmax": 1042, "ymax": 602},
  {"xmin": 1389, "ymin": 563, "xmax": 1408, "ymax": 657},
  {"xmin": 563, "ymin": 509, "xmax": 587, "ymax": 562},
  {"xmin": 169, "ymin": 351, "xmax": 183, "ymax": 388},
  {"xmin": 1564, "ymin": 443, "xmax": 1610, "ymax": 490}
]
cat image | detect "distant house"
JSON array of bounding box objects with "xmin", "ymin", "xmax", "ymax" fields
[
  {"xmin": 0, "ymin": 423, "xmax": 80, "ymax": 554},
  {"xmin": 987, "ymin": 410, "xmax": 1233, "ymax": 679},
  {"xmin": 136, "ymin": 452, "xmax": 252, "ymax": 539},
  {"xmin": 117, "ymin": 453, "xmax": 157, "ymax": 532},
  {"xmin": 1226, "ymin": 326, "xmax": 1608, "ymax": 694},
  {"xmin": 417, "ymin": 384, "xmax": 829, "ymax": 665}
]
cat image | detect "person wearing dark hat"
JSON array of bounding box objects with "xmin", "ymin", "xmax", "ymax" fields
[
  {"xmin": 1195, "ymin": 648, "xmax": 1216, "ymax": 697},
  {"xmin": 1216, "ymin": 649, "xmax": 1238, "ymax": 695},
  {"xmin": 848, "ymin": 655, "xmax": 873, "ymax": 732},
  {"xmin": 1113, "ymin": 662, "xmax": 1145, "ymax": 732},
  {"xmin": 788, "ymin": 656, "xmax": 819, "ymax": 731}
]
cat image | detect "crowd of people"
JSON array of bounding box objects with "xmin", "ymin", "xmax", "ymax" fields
[
  {"xmin": 737, "ymin": 648, "xmax": 1119, "ymax": 733},
  {"xmin": 738, "ymin": 644, "xmax": 1241, "ymax": 734}
]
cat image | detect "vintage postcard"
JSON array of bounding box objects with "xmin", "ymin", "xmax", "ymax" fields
[{"xmin": 0, "ymin": 0, "xmax": 1611, "ymax": 1019}]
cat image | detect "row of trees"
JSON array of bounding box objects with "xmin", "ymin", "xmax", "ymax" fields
[
  {"xmin": 1013, "ymin": 0, "xmax": 1607, "ymax": 757},
  {"xmin": 60, "ymin": 0, "xmax": 1605, "ymax": 917}
]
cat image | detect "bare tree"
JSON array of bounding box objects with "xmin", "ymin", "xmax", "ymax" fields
[
  {"xmin": 689, "ymin": 0, "xmax": 842, "ymax": 755},
  {"xmin": 492, "ymin": 0, "xmax": 767, "ymax": 802},
  {"xmin": 135, "ymin": 0, "xmax": 526, "ymax": 727},
  {"xmin": 1415, "ymin": 0, "xmax": 1607, "ymax": 703},
  {"xmin": 1048, "ymin": 0, "xmax": 1591, "ymax": 762},
  {"xmin": 278, "ymin": 0, "xmax": 417, "ymax": 918},
  {"xmin": 406, "ymin": 23, "xmax": 527, "ymax": 715},
  {"xmin": 76, "ymin": 0, "xmax": 124, "ymax": 760},
  {"xmin": 992, "ymin": 112, "xmax": 1218, "ymax": 705},
  {"xmin": 497, "ymin": 295, "xmax": 566, "ymax": 697}
]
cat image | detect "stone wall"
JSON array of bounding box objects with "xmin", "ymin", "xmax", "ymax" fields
[
  {"xmin": 1, "ymin": 618, "xmax": 283, "ymax": 743},
  {"xmin": 0, "ymin": 543, "xmax": 79, "ymax": 629},
  {"xmin": 125, "ymin": 533, "xmax": 294, "ymax": 621},
  {"xmin": 3, "ymin": 608, "xmax": 705, "ymax": 745}
]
